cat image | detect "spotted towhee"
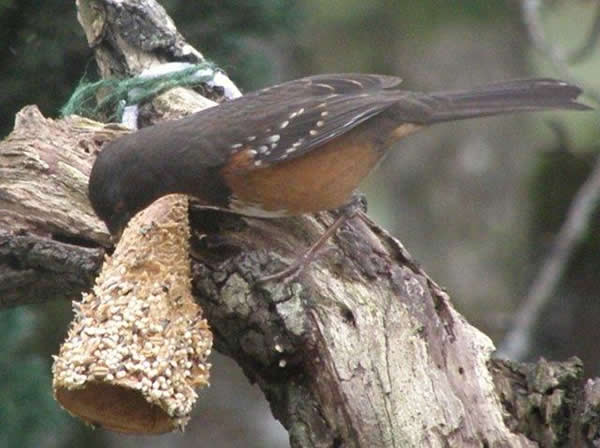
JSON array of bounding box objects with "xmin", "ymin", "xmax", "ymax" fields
[{"xmin": 88, "ymin": 74, "xmax": 589, "ymax": 279}]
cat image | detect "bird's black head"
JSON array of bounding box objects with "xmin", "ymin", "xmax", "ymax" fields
[
  {"xmin": 88, "ymin": 157, "xmax": 133, "ymax": 240},
  {"xmin": 88, "ymin": 137, "xmax": 159, "ymax": 241}
]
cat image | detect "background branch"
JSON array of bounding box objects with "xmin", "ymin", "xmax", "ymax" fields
[
  {"xmin": 498, "ymin": 152, "xmax": 600, "ymax": 359},
  {"xmin": 498, "ymin": 0, "xmax": 600, "ymax": 360},
  {"xmin": 521, "ymin": 0, "xmax": 600, "ymax": 104},
  {"xmin": 568, "ymin": 1, "xmax": 600, "ymax": 64}
]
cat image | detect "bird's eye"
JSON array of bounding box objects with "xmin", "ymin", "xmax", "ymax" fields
[{"xmin": 114, "ymin": 200, "xmax": 126, "ymax": 213}]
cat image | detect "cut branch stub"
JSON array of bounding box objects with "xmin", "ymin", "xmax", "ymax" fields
[{"xmin": 52, "ymin": 194, "xmax": 212, "ymax": 433}]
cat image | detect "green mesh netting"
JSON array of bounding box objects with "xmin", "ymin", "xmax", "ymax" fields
[{"xmin": 61, "ymin": 62, "xmax": 221, "ymax": 122}]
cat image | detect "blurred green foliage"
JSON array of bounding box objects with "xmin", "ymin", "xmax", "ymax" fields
[
  {"xmin": 0, "ymin": 302, "xmax": 110, "ymax": 448},
  {"xmin": 0, "ymin": 1, "xmax": 88, "ymax": 137},
  {"xmin": 530, "ymin": 145, "xmax": 600, "ymax": 283},
  {"xmin": 528, "ymin": 146, "xmax": 600, "ymax": 369},
  {"xmin": 1, "ymin": 0, "xmax": 302, "ymax": 137},
  {"xmin": 2, "ymin": 1, "xmax": 598, "ymax": 447},
  {"xmin": 161, "ymin": 0, "xmax": 303, "ymax": 89},
  {"xmin": 0, "ymin": 309, "xmax": 70, "ymax": 447}
]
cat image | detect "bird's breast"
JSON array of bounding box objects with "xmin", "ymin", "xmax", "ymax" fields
[{"xmin": 221, "ymin": 125, "xmax": 385, "ymax": 216}]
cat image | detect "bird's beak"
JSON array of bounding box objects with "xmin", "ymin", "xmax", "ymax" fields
[
  {"xmin": 110, "ymin": 228, "xmax": 124, "ymax": 245},
  {"xmin": 107, "ymin": 219, "xmax": 126, "ymax": 245}
]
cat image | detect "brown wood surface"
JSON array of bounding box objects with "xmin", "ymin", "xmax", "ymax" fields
[{"xmin": 1, "ymin": 0, "xmax": 599, "ymax": 446}]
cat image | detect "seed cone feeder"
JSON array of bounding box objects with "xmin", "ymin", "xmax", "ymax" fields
[{"xmin": 53, "ymin": 194, "xmax": 212, "ymax": 433}]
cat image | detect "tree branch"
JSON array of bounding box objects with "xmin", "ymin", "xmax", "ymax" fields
[
  {"xmin": 0, "ymin": 230, "xmax": 102, "ymax": 308},
  {"xmin": 1, "ymin": 0, "xmax": 600, "ymax": 446},
  {"xmin": 499, "ymin": 0, "xmax": 600, "ymax": 360}
]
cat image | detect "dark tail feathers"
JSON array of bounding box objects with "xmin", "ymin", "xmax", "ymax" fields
[{"xmin": 428, "ymin": 79, "xmax": 590, "ymax": 123}]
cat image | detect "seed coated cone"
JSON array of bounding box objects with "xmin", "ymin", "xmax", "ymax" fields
[{"xmin": 53, "ymin": 194, "xmax": 212, "ymax": 434}]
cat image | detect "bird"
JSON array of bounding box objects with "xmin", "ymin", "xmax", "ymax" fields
[{"xmin": 88, "ymin": 73, "xmax": 590, "ymax": 281}]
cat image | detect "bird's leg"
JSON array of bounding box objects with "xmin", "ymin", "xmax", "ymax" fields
[{"xmin": 257, "ymin": 193, "xmax": 366, "ymax": 284}]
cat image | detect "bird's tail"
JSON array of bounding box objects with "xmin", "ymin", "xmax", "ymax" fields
[{"xmin": 427, "ymin": 79, "xmax": 590, "ymax": 123}]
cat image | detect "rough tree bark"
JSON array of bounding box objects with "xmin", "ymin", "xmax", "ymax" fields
[{"xmin": 1, "ymin": 1, "xmax": 599, "ymax": 447}]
